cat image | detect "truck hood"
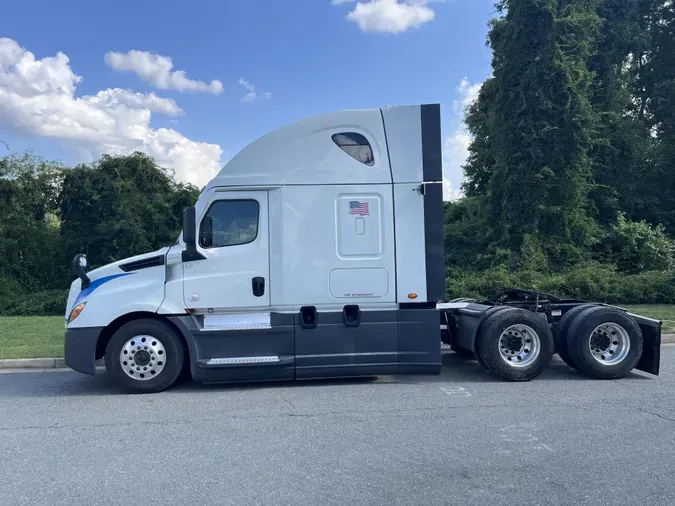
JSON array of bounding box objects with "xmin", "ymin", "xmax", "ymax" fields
[
  {"xmin": 84, "ymin": 247, "xmax": 171, "ymax": 281},
  {"xmin": 66, "ymin": 247, "xmax": 171, "ymax": 320}
]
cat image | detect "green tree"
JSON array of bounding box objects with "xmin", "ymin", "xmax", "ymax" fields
[
  {"xmin": 456, "ymin": 0, "xmax": 675, "ymax": 272},
  {"xmin": 479, "ymin": 0, "xmax": 602, "ymax": 268},
  {"xmin": 462, "ymin": 78, "xmax": 498, "ymax": 197},
  {"xmin": 443, "ymin": 197, "xmax": 493, "ymax": 270},
  {"xmin": 595, "ymin": 213, "xmax": 675, "ymax": 273},
  {"xmin": 59, "ymin": 152, "xmax": 199, "ymax": 271},
  {"xmin": 585, "ymin": 0, "xmax": 650, "ymax": 226},
  {"xmin": 0, "ymin": 151, "xmax": 65, "ymax": 291},
  {"xmin": 640, "ymin": 0, "xmax": 675, "ymax": 234}
]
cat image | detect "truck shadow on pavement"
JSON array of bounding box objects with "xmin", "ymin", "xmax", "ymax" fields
[
  {"xmin": 390, "ymin": 353, "xmax": 652, "ymax": 385},
  {"xmin": 0, "ymin": 351, "xmax": 653, "ymax": 398}
]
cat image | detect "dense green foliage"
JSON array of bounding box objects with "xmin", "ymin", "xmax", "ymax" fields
[
  {"xmin": 447, "ymin": 265, "xmax": 675, "ymax": 305},
  {"xmin": 59, "ymin": 152, "xmax": 198, "ymax": 268},
  {"xmin": 0, "ymin": 289, "xmax": 69, "ymax": 317},
  {"xmin": 447, "ymin": 0, "xmax": 674, "ymax": 298},
  {"xmin": 0, "ymin": 152, "xmax": 64, "ymax": 292},
  {"xmin": 0, "ymin": 151, "xmax": 199, "ymax": 315}
]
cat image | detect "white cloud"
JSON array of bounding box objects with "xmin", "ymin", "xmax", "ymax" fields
[
  {"xmin": 442, "ymin": 77, "xmax": 483, "ymax": 201},
  {"xmin": 453, "ymin": 77, "xmax": 482, "ymax": 116},
  {"xmin": 334, "ymin": 0, "xmax": 438, "ymax": 34},
  {"xmin": 104, "ymin": 49, "xmax": 224, "ymax": 95},
  {"xmin": 85, "ymin": 88, "xmax": 184, "ymax": 117},
  {"xmin": 0, "ymin": 37, "xmax": 223, "ymax": 187},
  {"xmin": 238, "ymin": 77, "xmax": 271, "ymax": 102}
]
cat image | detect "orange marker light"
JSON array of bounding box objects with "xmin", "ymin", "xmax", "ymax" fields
[
  {"xmin": 68, "ymin": 302, "xmax": 87, "ymax": 323},
  {"xmin": 408, "ymin": 293, "xmax": 418, "ymax": 300}
]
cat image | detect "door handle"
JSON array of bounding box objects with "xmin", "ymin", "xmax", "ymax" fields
[{"xmin": 252, "ymin": 277, "xmax": 265, "ymax": 297}]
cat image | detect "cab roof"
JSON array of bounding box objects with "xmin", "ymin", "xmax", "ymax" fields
[{"xmin": 205, "ymin": 103, "xmax": 442, "ymax": 190}]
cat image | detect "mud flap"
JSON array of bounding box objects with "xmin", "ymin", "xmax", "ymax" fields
[{"xmin": 631, "ymin": 314, "xmax": 662, "ymax": 375}]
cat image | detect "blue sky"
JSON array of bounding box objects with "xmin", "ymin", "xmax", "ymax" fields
[{"xmin": 0, "ymin": 0, "xmax": 496, "ymax": 198}]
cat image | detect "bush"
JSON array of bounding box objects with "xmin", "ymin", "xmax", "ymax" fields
[
  {"xmin": 596, "ymin": 213, "xmax": 675, "ymax": 273},
  {"xmin": 447, "ymin": 264, "xmax": 675, "ymax": 304},
  {"xmin": 0, "ymin": 289, "xmax": 68, "ymax": 316}
]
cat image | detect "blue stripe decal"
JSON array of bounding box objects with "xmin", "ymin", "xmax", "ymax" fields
[{"xmin": 73, "ymin": 273, "xmax": 133, "ymax": 308}]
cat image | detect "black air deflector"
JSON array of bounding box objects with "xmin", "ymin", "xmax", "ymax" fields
[
  {"xmin": 420, "ymin": 103, "xmax": 446, "ymax": 302},
  {"xmin": 119, "ymin": 255, "xmax": 165, "ymax": 272}
]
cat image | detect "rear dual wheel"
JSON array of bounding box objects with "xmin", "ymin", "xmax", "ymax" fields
[
  {"xmin": 476, "ymin": 308, "xmax": 554, "ymax": 381},
  {"xmin": 561, "ymin": 306, "xmax": 643, "ymax": 379},
  {"xmin": 554, "ymin": 303, "xmax": 598, "ymax": 371}
]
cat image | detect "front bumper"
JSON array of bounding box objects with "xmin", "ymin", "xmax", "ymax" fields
[{"xmin": 64, "ymin": 327, "xmax": 104, "ymax": 375}]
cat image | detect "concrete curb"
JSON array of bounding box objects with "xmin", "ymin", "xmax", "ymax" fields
[
  {"xmin": 0, "ymin": 358, "xmax": 64, "ymax": 369},
  {"xmin": 0, "ymin": 357, "xmax": 104, "ymax": 370},
  {"xmin": 1, "ymin": 334, "xmax": 674, "ymax": 369}
]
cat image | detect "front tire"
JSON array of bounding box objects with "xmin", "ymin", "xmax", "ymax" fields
[
  {"xmin": 105, "ymin": 319, "xmax": 185, "ymax": 394},
  {"xmin": 477, "ymin": 308, "xmax": 554, "ymax": 381},
  {"xmin": 565, "ymin": 306, "xmax": 643, "ymax": 380}
]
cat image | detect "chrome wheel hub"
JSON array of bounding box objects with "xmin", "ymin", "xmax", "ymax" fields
[
  {"xmin": 119, "ymin": 335, "xmax": 166, "ymax": 381},
  {"xmin": 498, "ymin": 324, "xmax": 540, "ymax": 367},
  {"xmin": 589, "ymin": 323, "xmax": 630, "ymax": 365}
]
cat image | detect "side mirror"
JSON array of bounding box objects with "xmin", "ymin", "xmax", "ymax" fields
[
  {"xmin": 181, "ymin": 207, "xmax": 206, "ymax": 262},
  {"xmin": 72, "ymin": 253, "xmax": 91, "ymax": 289}
]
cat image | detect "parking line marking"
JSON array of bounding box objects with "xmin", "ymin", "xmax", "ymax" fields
[{"xmin": 440, "ymin": 386, "xmax": 471, "ymax": 396}]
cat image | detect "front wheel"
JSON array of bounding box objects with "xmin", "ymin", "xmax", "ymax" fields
[
  {"xmin": 105, "ymin": 319, "xmax": 185, "ymax": 393},
  {"xmin": 477, "ymin": 308, "xmax": 554, "ymax": 381}
]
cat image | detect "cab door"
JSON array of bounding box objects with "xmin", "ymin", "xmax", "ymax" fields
[{"xmin": 182, "ymin": 190, "xmax": 270, "ymax": 310}]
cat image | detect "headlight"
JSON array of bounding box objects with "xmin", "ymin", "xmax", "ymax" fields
[{"xmin": 68, "ymin": 302, "xmax": 87, "ymax": 323}]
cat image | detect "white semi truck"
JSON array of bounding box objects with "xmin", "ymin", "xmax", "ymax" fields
[{"xmin": 63, "ymin": 103, "xmax": 662, "ymax": 393}]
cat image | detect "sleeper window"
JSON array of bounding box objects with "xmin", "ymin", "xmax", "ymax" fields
[
  {"xmin": 332, "ymin": 132, "xmax": 374, "ymax": 166},
  {"xmin": 199, "ymin": 199, "xmax": 260, "ymax": 248}
]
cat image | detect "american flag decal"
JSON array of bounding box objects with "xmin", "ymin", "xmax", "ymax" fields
[{"xmin": 349, "ymin": 200, "xmax": 369, "ymax": 216}]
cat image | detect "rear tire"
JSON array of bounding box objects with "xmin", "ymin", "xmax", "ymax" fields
[
  {"xmin": 553, "ymin": 303, "xmax": 598, "ymax": 371},
  {"xmin": 477, "ymin": 308, "xmax": 554, "ymax": 381},
  {"xmin": 566, "ymin": 306, "xmax": 643, "ymax": 380},
  {"xmin": 105, "ymin": 319, "xmax": 185, "ymax": 394}
]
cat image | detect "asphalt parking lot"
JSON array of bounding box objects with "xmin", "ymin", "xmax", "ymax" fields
[{"xmin": 2, "ymin": 348, "xmax": 675, "ymax": 506}]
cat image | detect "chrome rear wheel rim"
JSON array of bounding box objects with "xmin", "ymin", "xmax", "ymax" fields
[
  {"xmin": 588, "ymin": 323, "xmax": 630, "ymax": 365},
  {"xmin": 498, "ymin": 324, "xmax": 540, "ymax": 367}
]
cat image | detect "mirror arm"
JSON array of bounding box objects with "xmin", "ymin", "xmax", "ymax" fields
[
  {"xmin": 72, "ymin": 254, "xmax": 91, "ymax": 289},
  {"xmin": 182, "ymin": 207, "xmax": 206, "ymax": 262}
]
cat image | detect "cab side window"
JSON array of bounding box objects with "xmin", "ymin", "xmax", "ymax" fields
[{"xmin": 199, "ymin": 199, "xmax": 260, "ymax": 248}]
